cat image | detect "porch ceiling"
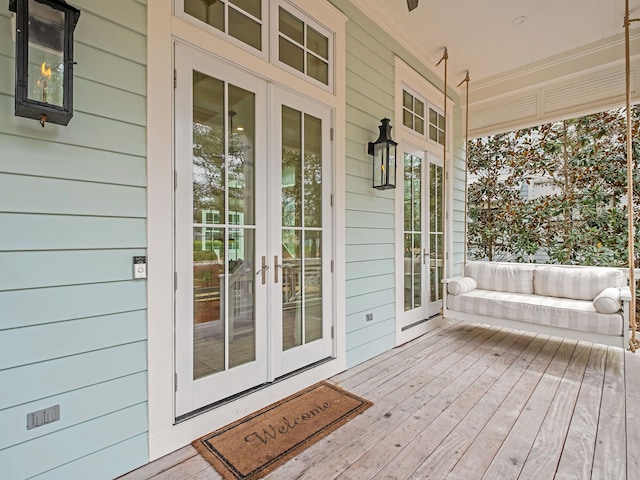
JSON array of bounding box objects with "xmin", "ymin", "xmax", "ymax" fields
[{"xmin": 351, "ymin": 0, "xmax": 640, "ymax": 136}]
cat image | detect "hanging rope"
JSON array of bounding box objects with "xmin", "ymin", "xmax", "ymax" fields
[
  {"xmin": 624, "ymin": 0, "xmax": 639, "ymax": 351},
  {"xmin": 457, "ymin": 71, "xmax": 471, "ymax": 267},
  {"xmin": 436, "ymin": 48, "xmax": 448, "ymax": 280}
]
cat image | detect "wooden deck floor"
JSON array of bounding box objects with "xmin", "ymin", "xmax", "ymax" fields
[{"xmin": 120, "ymin": 320, "xmax": 640, "ymax": 479}]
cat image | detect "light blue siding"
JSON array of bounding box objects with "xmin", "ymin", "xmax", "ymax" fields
[
  {"xmin": 0, "ymin": 1, "xmax": 149, "ymax": 478},
  {"xmin": 330, "ymin": 0, "xmax": 464, "ymax": 368}
]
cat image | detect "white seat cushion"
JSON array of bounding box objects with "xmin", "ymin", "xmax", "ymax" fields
[
  {"xmin": 534, "ymin": 266, "xmax": 626, "ymax": 301},
  {"xmin": 465, "ymin": 261, "xmax": 535, "ymax": 294},
  {"xmin": 446, "ymin": 289, "xmax": 623, "ymax": 336}
]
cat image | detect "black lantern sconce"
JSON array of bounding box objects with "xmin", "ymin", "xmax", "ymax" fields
[
  {"xmin": 368, "ymin": 118, "xmax": 397, "ymax": 190},
  {"xmin": 9, "ymin": 0, "xmax": 80, "ymax": 127}
]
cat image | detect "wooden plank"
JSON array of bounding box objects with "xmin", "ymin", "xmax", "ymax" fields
[
  {"xmin": 71, "ymin": 0, "xmax": 147, "ymax": 35},
  {"xmin": 74, "ymin": 10, "xmax": 146, "ymax": 65},
  {"xmin": 346, "ymin": 192, "xmax": 394, "ymax": 214},
  {"xmin": 0, "ymin": 310, "xmax": 146, "ymax": 369},
  {"xmin": 592, "ymin": 347, "xmax": 626, "ymax": 480},
  {"xmin": 346, "ymin": 318, "xmax": 395, "ymax": 346},
  {"xmin": 75, "ymin": 78, "xmax": 146, "ymax": 126},
  {"xmin": 345, "ymin": 244, "xmax": 393, "ymax": 263},
  {"xmin": 346, "ymin": 304, "xmax": 395, "ymax": 332},
  {"xmin": 554, "ymin": 343, "xmax": 608, "ymax": 479},
  {"xmin": 345, "ymin": 210, "xmax": 395, "ymax": 229},
  {"xmin": 331, "ymin": 320, "xmax": 465, "ymax": 385},
  {"xmin": 346, "ymin": 333, "xmax": 396, "ymax": 367},
  {"xmin": 480, "ymin": 339, "xmax": 577, "ymax": 480},
  {"xmin": 0, "ymin": 96, "xmax": 146, "ymax": 156},
  {"xmin": 626, "ymin": 349, "xmax": 640, "ymax": 476},
  {"xmin": 153, "ymin": 455, "xmax": 216, "ymax": 480},
  {"xmin": 0, "ymin": 372, "xmax": 147, "ymax": 450},
  {"xmin": 0, "ymin": 281, "xmax": 146, "ymax": 329},
  {"xmin": 37, "ymin": 433, "xmax": 149, "ymax": 480},
  {"xmin": 0, "ymin": 249, "xmax": 146, "ymax": 290},
  {"xmin": 118, "ymin": 446, "xmax": 200, "ymax": 480},
  {"xmin": 346, "ymin": 274, "xmax": 395, "ymax": 296},
  {"xmin": 345, "ymin": 258, "xmax": 395, "ymax": 280},
  {"xmin": 407, "ymin": 332, "xmax": 545, "ymax": 479},
  {"xmin": 368, "ymin": 331, "xmax": 528, "ymax": 479},
  {"xmin": 0, "ymin": 214, "xmax": 146, "ymax": 251},
  {"xmin": 305, "ymin": 328, "xmax": 513, "ymax": 479},
  {"xmin": 75, "ymin": 43, "xmax": 147, "ymax": 96},
  {"xmin": 0, "ymin": 164, "xmax": 143, "ymax": 207},
  {"xmin": 345, "ymin": 288, "xmax": 395, "ymax": 315},
  {"xmin": 273, "ymin": 325, "xmax": 502, "ymax": 479},
  {"xmin": 0, "ymin": 342, "xmax": 146, "ymax": 409},
  {"xmin": 346, "ymin": 228, "xmax": 395, "ymax": 247},
  {"xmin": 445, "ymin": 336, "xmax": 560, "ymax": 480},
  {"xmin": 0, "ymin": 403, "xmax": 148, "ymax": 479},
  {"xmin": 517, "ymin": 341, "xmax": 591, "ymax": 479},
  {"xmin": 0, "ymin": 133, "xmax": 146, "ymax": 186},
  {"xmin": 340, "ymin": 322, "xmax": 482, "ymax": 391},
  {"xmin": 321, "ymin": 328, "xmax": 523, "ymax": 479}
]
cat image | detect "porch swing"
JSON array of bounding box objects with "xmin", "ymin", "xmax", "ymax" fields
[{"xmin": 441, "ymin": 0, "xmax": 640, "ymax": 352}]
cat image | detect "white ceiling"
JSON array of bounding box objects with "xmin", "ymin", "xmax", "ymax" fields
[{"xmin": 351, "ymin": 0, "xmax": 640, "ymax": 95}]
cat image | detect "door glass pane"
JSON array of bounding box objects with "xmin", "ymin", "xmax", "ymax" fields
[
  {"xmin": 430, "ymin": 163, "xmax": 444, "ymax": 302},
  {"xmin": 282, "ymin": 105, "xmax": 324, "ymax": 351},
  {"xmin": 282, "ymin": 229, "xmax": 302, "ymax": 350},
  {"xmin": 304, "ymin": 113, "xmax": 322, "ymax": 227},
  {"xmin": 282, "ymin": 106, "xmax": 302, "ymax": 227},
  {"xmin": 228, "ymin": 84, "xmax": 255, "ymax": 225},
  {"xmin": 404, "ymin": 153, "xmax": 422, "ymax": 311},
  {"xmin": 192, "ymin": 70, "xmax": 257, "ymax": 379},
  {"xmin": 193, "ymin": 227, "xmax": 225, "ymax": 379},
  {"xmin": 305, "ymin": 231, "xmax": 322, "ymax": 343},
  {"xmin": 228, "ymin": 228, "xmax": 256, "ymax": 368},
  {"xmin": 193, "ymin": 72, "xmax": 225, "ymax": 224}
]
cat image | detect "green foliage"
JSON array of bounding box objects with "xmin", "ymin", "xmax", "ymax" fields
[{"xmin": 467, "ymin": 107, "xmax": 640, "ymax": 266}]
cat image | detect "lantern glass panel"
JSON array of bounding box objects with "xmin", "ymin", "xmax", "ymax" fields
[
  {"xmin": 388, "ymin": 143, "xmax": 397, "ymax": 187},
  {"xmin": 27, "ymin": 0, "xmax": 65, "ymax": 107},
  {"xmin": 374, "ymin": 143, "xmax": 385, "ymax": 187}
]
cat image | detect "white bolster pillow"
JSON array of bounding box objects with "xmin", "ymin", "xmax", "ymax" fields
[
  {"xmin": 447, "ymin": 277, "xmax": 477, "ymax": 295},
  {"xmin": 592, "ymin": 287, "xmax": 621, "ymax": 314}
]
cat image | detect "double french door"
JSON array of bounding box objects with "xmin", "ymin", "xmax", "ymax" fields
[
  {"xmin": 400, "ymin": 148, "xmax": 444, "ymax": 331},
  {"xmin": 174, "ymin": 44, "xmax": 333, "ymax": 416}
]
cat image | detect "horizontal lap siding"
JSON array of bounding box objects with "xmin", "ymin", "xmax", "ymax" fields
[
  {"xmin": 341, "ymin": 7, "xmax": 401, "ymax": 368},
  {"xmin": 331, "ymin": 0, "xmax": 466, "ymax": 368},
  {"xmin": 0, "ymin": 2, "xmax": 149, "ymax": 479}
]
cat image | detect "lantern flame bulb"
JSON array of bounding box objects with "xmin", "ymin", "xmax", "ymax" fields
[{"xmin": 41, "ymin": 62, "xmax": 52, "ymax": 80}]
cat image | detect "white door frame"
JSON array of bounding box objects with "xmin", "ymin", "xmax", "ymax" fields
[{"xmin": 146, "ymin": 0, "xmax": 347, "ymax": 460}]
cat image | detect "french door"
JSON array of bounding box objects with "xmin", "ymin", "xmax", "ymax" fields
[
  {"xmin": 174, "ymin": 44, "xmax": 333, "ymax": 416},
  {"xmin": 400, "ymin": 148, "xmax": 444, "ymax": 331}
]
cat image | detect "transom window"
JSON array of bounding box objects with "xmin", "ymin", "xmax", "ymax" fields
[
  {"xmin": 402, "ymin": 90, "xmax": 425, "ymax": 135},
  {"xmin": 178, "ymin": 1, "xmax": 333, "ymax": 90},
  {"xmin": 278, "ymin": 6, "xmax": 330, "ymax": 86},
  {"xmin": 183, "ymin": 0, "xmax": 263, "ymax": 51},
  {"xmin": 429, "ymin": 107, "xmax": 446, "ymax": 146}
]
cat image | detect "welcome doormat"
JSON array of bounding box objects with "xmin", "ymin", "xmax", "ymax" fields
[{"xmin": 192, "ymin": 381, "xmax": 372, "ymax": 480}]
